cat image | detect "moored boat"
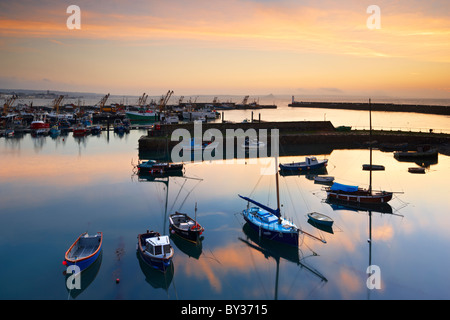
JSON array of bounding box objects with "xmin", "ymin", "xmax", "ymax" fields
[
  {"xmin": 137, "ymin": 160, "xmax": 184, "ymax": 174},
  {"xmin": 326, "ymin": 99, "xmax": 393, "ymax": 206},
  {"xmin": 394, "ymin": 145, "xmax": 438, "ymax": 159},
  {"xmin": 73, "ymin": 122, "xmax": 87, "ymax": 136},
  {"xmin": 169, "ymin": 211, "xmax": 204, "ymax": 243},
  {"xmin": 314, "ymin": 176, "xmax": 334, "ymax": 183},
  {"xmin": 126, "ymin": 109, "xmax": 159, "ymax": 122},
  {"xmin": 307, "ymin": 212, "xmax": 334, "ymax": 227},
  {"xmin": 241, "ymin": 137, "xmax": 265, "ymax": 150},
  {"xmin": 30, "ymin": 119, "xmax": 50, "ymax": 135},
  {"xmin": 279, "ymin": 156, "xmax": 328, "ymax": 172},
  {"xmin": 325, "ymin": 182, "xmax": 393, "ymax": 204},
  {"xmin": 239, "ymin": 156, "xmax": 326, "ymax": 246},
  {"xmin": 362, "ymin": 164, "xmax": 385, "ymax": 171},
  {"xmin": 408, "ymin": 167, "xmax": 425, "ymax": 174},
  {"xmin": 137, "ymin": 230, "xmax": 174, "ymax": 272},
  {"xmin": 63, "ymin": 232, "xmax": 103, "ymax": 272}
]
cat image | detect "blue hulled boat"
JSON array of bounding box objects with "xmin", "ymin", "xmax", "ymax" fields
[
  {"xmin": 239, "ymin": 157, "xmax": 326, "ymax": 246},
  {"xmin": 279, "ymin": 156, "xmax": 328, "ymax": 172},
  {"xmin": 239, "ymin": 195, "xmax": 299, "ymax": 246},
  {"xmin": 64, "ymin": 232, "xmax": 103, "ymax": 272},
  {"xmin": 137, "ymin": 230, "xmax": 174, "ymax": 272}
]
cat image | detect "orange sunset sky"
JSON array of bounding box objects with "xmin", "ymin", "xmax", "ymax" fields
[{"xmin": 0, "ymin": 0, "xmax": 449, "ymax": 98}]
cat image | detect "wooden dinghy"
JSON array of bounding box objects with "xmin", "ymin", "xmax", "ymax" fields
[
  {"xmin": 169, "ymin": 212, "xmax": 204, "ymax": 244},
  {"xmin": 64, "ymin": 232, "xmax": 103, "ymax": 272},
  {"xmin": 307, "ymin": 212, "xmax": 334, "ymax": 227}
]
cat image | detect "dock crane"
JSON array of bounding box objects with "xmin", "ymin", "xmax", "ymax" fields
[
  {"xmin": 138, "ymin": 93, "xmax": 148, "ymax": 107},
  {"xmin": 51, "ymin": 95, "xmax": 64, "ymax": 114},
  {"xmin": 158, "ymin": 90, "xmax": 174, "ymax": 112},
  {"xmin": 96, "ymin": 93, "xmax": 111, "ymax": 113},
  {"xmin": 3, "ymin": 94, "xmax": 18, "ymax": 116}
]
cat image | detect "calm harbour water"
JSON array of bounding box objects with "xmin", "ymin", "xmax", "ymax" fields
[{"xmin": 1, "ymin": 102, "xmax": 450, "ymax": 300}]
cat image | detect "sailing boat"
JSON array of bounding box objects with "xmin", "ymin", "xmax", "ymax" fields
[
  {"xmin": 239, "ymin": 157, "xmax": 326, "ymax": 246},
  {"xmin": 325, "ymin": 99, "xmax": 393, "ymax": 205}
]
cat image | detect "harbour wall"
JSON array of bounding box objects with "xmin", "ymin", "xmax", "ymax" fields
[
  {"xmin": 288, "ymin": 101, "xmax": 450, "ymax": 115},
  {"xmin": 138, "ymin": 121, "xmax": 450, "ymax": 159}
]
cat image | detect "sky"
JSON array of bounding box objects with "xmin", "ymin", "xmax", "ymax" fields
[{"xmin": 0, "ymin": 0, "xmax": 449, "ymax": 98}]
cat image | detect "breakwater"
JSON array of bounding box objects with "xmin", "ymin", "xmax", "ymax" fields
[
  {"xmin": 288, "ymin": 101, "xmax": 450, "ymax": 115},
  {"xmin": 138, "ymin": 121, "xmax": 450, "ymax": 159}
]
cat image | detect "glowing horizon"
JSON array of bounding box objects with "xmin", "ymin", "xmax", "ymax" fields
[{"xmin": 0, "ymin": 0, "xmax": 449, "ymax": 98}]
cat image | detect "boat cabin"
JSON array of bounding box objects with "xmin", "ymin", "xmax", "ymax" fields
[
  {"xmin": 249, "ymin": 207, "xmax": 278, "ymax": 224},
  {"xmin": 306, "ymin": 157, "xmax": 318, "ymax": 164},
  {"xmin": 145, "ymin": 236, "xmax": 172, "ymax": 256}
]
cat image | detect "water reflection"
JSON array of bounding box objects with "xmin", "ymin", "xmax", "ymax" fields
[
  {"xmin": 64, "ymin": 252, "xmax": 103, "ymax": 300},
  {"xmin": 137, "ymin": 252, "xmax": 174, "ymax": 292},
  {"xmin": 1, "ymin": 127, "xmax": 450, "ymax": 299},
  {"xmin": 239, "ymin": 223, "xmax": 327, "ymax": 300},
  {"xmin": 170, "ymin": 234, "xmax": 203, "ymax": 260}
]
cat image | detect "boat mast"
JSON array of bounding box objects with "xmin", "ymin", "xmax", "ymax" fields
[
  {"xmin": 369, "ymin": 98, "xmax": 372, "ymax": 194},
  {"xmin": 274, "ymin": 156, "xmax": 281, "ymax": 224}
]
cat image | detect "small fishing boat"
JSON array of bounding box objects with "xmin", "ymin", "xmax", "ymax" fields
[
  {"xmin": 90, "ymin": 124, "xmax": 103, "ymax": 135},
  {"xmin": 362, "ymin": 164, "xmax": 385, "ymax": 171},
  {"xmin": 73, "ymin": 122, "xmax": 87, "ymax": 136},
  {"xmin": 30, "ymin": 114, "xmax": 50, "ymax": 135},
  {"xmin": 182, "ymin": 138, "xmax": 210, "ymax": 152},
  {"xmin": 49, "ymin": 125, "xmax": 60, "ymax": 136},
  {"xmin": 314, "ymin": 176, "xmax": 335, "ymax": 183},
  {"xmin": 137, "ymin": 160, "xmax": 184, "ymax": 174},
  {"xmin": 137, "ymin": 230, "xmax": 174, "ymax": 272},
  {"xmin": 63, "ymin": 232, "xmax": 103, "ymax": 272},
  {"xmin": 113, "ymin": 119, "xmax": 128, "ymax": 133},
  {"xmin": 394, "ymin": 145, "xmax": 438, "ymax": 159},
  {"xmin": 408, "ymin": 167, "xmax": 425, "ymax": 174},
  {"xmin": 241, "ymin": 137, "xmax": 265, "ymax": 150},
  {"xmin": 279, "ymin": 156, "xmax": 328, "ymax": 172},
  {"xmin": 169, "ymin": 211, "xmax": 204, "ymax": 243},
  {"xmin": 126, "ymin": 109, "xmax": 159, "ymax": 122},
  {"xmin": 307, "ymin": 212, "xmax": 334, "ymax": 227}
]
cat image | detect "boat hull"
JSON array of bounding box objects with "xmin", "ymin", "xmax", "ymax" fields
[
  {"xmin": 137, "ymin": 162, "xmax": 184, "ymax": 174},
  {"xmin": 126, "ymin": 111, "xmax": 158, "ymax": 122},
  {"xmin": 326, "ymin": 189, "xmax": 393, "ymax": 204},
  {"xmin": 307, "ymin": 212, "xmax": 333, "ymax": 227},
  {"xmin": 137, "ymin": 232, "xmax": 173, "ymax": 273},
  {"xmin": 169, "ymin": 213, "xmax": 204, "ymax": 243},
  {"xmin": 242, "ymin": 208, "xmax": 298, "ymax": 246},
  {"xmin": 64, "ymin": 232, "xmax": 103, "ymax": 272},
  {"xmin": 279, "ymin": 158, "xmax": 328, "ymax": 172}
]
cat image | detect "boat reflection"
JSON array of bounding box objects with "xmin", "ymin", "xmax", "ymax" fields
[
  {"xmin": 239, "ymin": 223, "xmax": 327, "ymax": 300},
  {"xmin": 63, "ymin": 251, "xmax": 102, "ymax": 299},
  {"xmin": 170, "ymin": 233, "xmax": 204, "ymax": 259},
  {"xmin": 136, "ymin": 170, "xmax": 184, "ymax": 182},
  {"xmin": 325, "ymin": 198, "xmax": 394, "ymax": 215},
  {"xmin": 136, "ymin": 252, "xmax": 174, "ymax": 291},
  {"xmin": 279, "ymin": 166, "xmax": 328, "ymax": 177},
  {"xmin": 307, "ymin": 218, "xmax": 334, "ymax": 234}
]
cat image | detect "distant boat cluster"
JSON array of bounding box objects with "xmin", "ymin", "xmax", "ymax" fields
[{"xmin": 1, "ymin": 91, "xmax": 277, "ymax": 137}]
